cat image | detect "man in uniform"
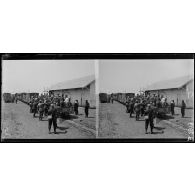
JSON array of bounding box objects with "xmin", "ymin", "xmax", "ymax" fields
[
  {"xmin": 32, "ymin": 99, "xmax": 38, "ymax": 118},
  {"xmin": 129, "ymin": 99, "xmax": 134, "ymax": 118},
  {"xmin": 38, "ymin": 100, "xmax": 44, "ymax": 120},
  {"xmin": 144, "ymin": 104, "xmax": 155, "ymax": 134},
  {"xmin": 29, "ymin": 99, "xmax": 33, "ymax": 113},
  {"xmin": 134, "ymin": 100, "xmax": 140, "ymax": 121},
  {"xmin": 170, "ymin": 100, "xmax": 175, "ymax": 116},
  {"xmin": 85, "ymin": 100, "xmax": 90, "ymax": 118},
  {"xmin": 48, "ymin": 104, "xmax": 58, "ymax": 134},
  {"xmin": 74, "ymin": 100, "xmax": 79, "ymax": 115}
]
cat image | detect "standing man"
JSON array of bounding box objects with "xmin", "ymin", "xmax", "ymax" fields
[
  {"xmin": 74, "ymin": 100, "xmax": 79, "ymax": 115},
  {"xmin": 48, "ymin": 104, "xmax": 58, "ymax": 134},
  {"xmin": 134, "ymin": 100, "xmax": 140, "ymax": 121},
  {"xmin": 29, "ymin": 99, "xmax": 33, "ymax": 113},
  {"xmin": 129, "ymin": 100, "xmax": 134, "ymax": 118},
  {"xmin": 144, "ymin": 104, "xmax": 155, "ymax": 134},
  {"xmin": 65, "ymin": 95, "xmax": 69, "ymax": 104},
  {"xmin": 181, "ymin": 100, "xmax": 186, "ymax": 118},
  {"xmin": 85, "ymin": 100, "xmax": 90, "ymax": 118},
  {"xmin": 170, "ymin": 100, "xmax": 175, "ymax": 116},
  {"xmin": 125, "ymin": 100, "xmax": 130, "ymax": 113},
  {"xmin": 38, "ymin": 100, "xmax": 44, "ymax": 121},
  {"xmin": 32, "ymin": 99, "xmax": 38, "ymax": 118}
]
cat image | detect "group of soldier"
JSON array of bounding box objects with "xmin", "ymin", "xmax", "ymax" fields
[
  {"xmin": 124, "ymin": 94, "xmax": 164, "ymax": 134},
  {"xmin": 27, "ymin": 94, "xmax": 90, "ymax": 134},
  {"xmin": 122, "ymin": 93, "xmax": 187, "ymax": 134}
]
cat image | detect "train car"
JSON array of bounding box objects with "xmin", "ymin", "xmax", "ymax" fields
[
  {"xmin": 3, "ymin": 93, "xmax": 12, "ymax": 103},
  {"xmin": 17, "ymin": 92, "xmax": 39, "ymax": 104},
  {"xmin": 113, "ymin": 92, "xmax": 135, "ymax": 104},
  {"xmin": 125, "ymin": 93, "xmax": 135, "ymax": 100},
  {"xmin": 99, "ymin": 93, "xmax": 108, "ymax": 103}
]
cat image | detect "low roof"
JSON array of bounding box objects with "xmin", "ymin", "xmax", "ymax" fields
[
  {"xmin": 49, "ymin": 75, "xmax": 95, "ymax": 91},
  {"xmin": 145, "ymin": 75, "xmax": 193, "ymax": 91}
]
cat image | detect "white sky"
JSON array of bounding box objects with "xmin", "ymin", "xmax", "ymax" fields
[
  {"xmin": 2, "ymin": 60, "xmax": 95, "ymax": 93},
  {"xmin": 99, "ymin": 59, "xmax": 194, "ymax": 94}
]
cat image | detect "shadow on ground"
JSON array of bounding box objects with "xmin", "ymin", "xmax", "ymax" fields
[
  {"xmin": 159, "ymin": 115, "xmax": 174, "ymax": 120},
  {"xmin": 57, "ymin": 126, "xmax": 69, "ymax": 131},
  {"xmin": 50, "ymin": 130, "xmax": 68, "ymax": 134},
  {"xmin": 152, "ymin": 131, "xmax": 164, "ymax": 134},
  {"xmin": 154, "ymin": 126, "xmax": 166, "ymax": 130}
]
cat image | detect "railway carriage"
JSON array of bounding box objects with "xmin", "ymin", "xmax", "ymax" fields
[{"xmin": 3, "ymin": 93, "xmax": 14, "ymax": 103}]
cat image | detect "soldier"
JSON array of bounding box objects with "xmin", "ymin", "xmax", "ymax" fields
[
  {"xmin": 32, "ymin": 99, "xmax": 38, "ymax": 118},
  {"xmin": 134, "ymin": 100, "xmax": 140, "ymax": 121},
  {"xmin": 144, "ymin": 104, "xmax": 155, "ymax": 134},
  {"xmin": 170, "ymin": 100, "xmax": 175, "ymax": 116},
  {"xmin": 140, "ymin": 100, "xmax": 145, "ymax": 117},
  {"xmin": 85, "ymin": 100, "xmax": 90, "ymax": 118},
  {"xmin": 125, "ymin": 100, "xmax": 130, "ymax": 113},
  {"xmin": 43, "ymin": 100, "xmax": 49, "ymax": 116},
  {"xmin": 48, "ymin": 104, "xmax": 58, "ymax": 134},
  {"xmin": 129, "ymin": 100, "xmax": 134, "ymax": 118},
  {"xmin": 29, "ymin": 99, "xmax": 33, "ymax": 113},
  {"xmin": 111, "ymin": 95, "xmax": 114, "ymax": 104},
  {"xmin": 181, "ymin": 100, "xmax": 186, "ymax": 118},
  {"xmin": 74, "ymin": 100, "xmax": 79, "ymax": 115},
  {"xmin": 38, "ymin": 100, "xmax": 44, "ymax": 121},
  {"xmin": 65, "ymin": 95, "xmax": 69, "ymax": 104}
]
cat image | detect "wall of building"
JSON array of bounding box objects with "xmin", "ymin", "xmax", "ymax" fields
[
  {"xmin": 50, "ymin": 81, "xmax": 96, "ymax": 108},
  {"xmin": 146, "ymin": 80, "xmax": 194, "ymax": 108}
]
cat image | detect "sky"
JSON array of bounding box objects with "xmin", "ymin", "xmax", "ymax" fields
[
  {"xmin": 2, "ymin": 60, "xmax": 95, "ymax": 93},
  {"xmin": 99, "ymin": 59, "xmax": 194, "ymax": 94}
]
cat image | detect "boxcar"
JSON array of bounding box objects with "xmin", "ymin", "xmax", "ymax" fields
[
  {"xmin": 99, "ymin": 93, "xmax": 108, "ymax": 103},
  {"xmin": 3, "ymin": 93, "xmax": 12, "ymax": 103}
]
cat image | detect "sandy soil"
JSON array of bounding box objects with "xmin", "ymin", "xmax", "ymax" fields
[
  {"xmin": 1, "ymin": 101, "xmax": 95, "ymax": 139},
  {"xmin": 98, "ymin": 101, "xmax": 189, "ymax": 139}
]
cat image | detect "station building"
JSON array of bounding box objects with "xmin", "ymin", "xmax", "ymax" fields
[
  {"xmin": 49, "ymin": 75, "xmax": 96, "ymax": 108},
  {"xmin": 145, "ymin": 75, "xmax": 194, "ymax": 108}
]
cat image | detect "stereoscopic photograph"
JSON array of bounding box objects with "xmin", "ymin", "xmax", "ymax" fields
[
  {"xmin": 98, "ymin": 59, "xmax": 194, "ymax": 141},
  {"xmin": 1, "ymin": 58, "xmax": 96, "ymax": 140},
  {"xmin": 1, "ymin": 54, "xmax": 194, "ymax": 142}
]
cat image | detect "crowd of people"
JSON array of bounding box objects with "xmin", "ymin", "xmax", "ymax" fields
[
  {"xmin": 120, "ymin": 93, "xmax": 187, "ymax": 134},
  {"xmin": 21, "ymin": 94, "xmax": 90, "ymax": 134}
]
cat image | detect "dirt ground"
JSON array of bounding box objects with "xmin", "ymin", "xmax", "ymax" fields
[
  {"xmin": 168, "ymin": 107, "xmax": 194, "ymax": 129},
  {"xmin": 1, "ymin": 101, "xmax": 96, "ymax": 139},
  {"xmin": 98, "ymin": 101, "xmax": 191, "ymax": 139},
  {"xmin": 75, "ymin": 107, "xmax": 96, "ymax": 130}
]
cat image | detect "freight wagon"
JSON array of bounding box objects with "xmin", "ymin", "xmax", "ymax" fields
[
  {"xmin": 113, "ymin": 93, "xmax": 135, "ymax": 104},
  {"xmin": 3, "ymin": 93, "xmax": 15, "ymax": 103},
  {"xmin": 99, "ymin": 93, "xmax": 108, "ymax": 103},
  {"xmin": 17, "ymin": 92, "xmax": 39, "ymax": 104}
]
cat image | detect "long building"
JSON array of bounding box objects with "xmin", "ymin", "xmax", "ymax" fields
[
  {"xmin": 145, "ymin": 75, "xmax": 194, "ymax": 108},
  {"xmin": 49, "ymin": 75, "xmax": 96, "ymax": 108}
]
